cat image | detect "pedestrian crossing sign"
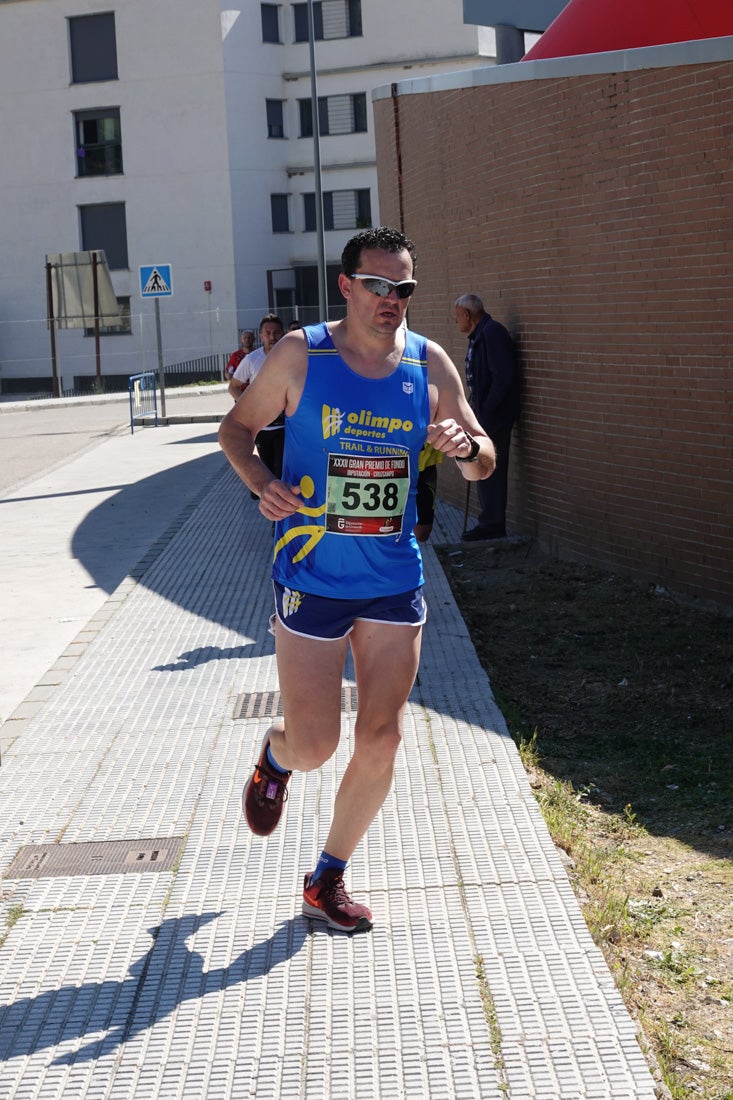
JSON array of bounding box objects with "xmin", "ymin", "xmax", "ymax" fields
[{"xmin": 139, "ymin": 264, "xmax": 173, "ymax": 298}]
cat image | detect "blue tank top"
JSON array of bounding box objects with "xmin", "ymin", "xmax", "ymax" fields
[{"xmin": 272, "ymin": 322, "xmax": 430, "ymax": 598}]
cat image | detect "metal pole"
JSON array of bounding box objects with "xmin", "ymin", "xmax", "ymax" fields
[
  {"xmin": 307, "ymin": 0, "xmax": 328, "ymax": 321},
  {"xmin": 92, "ymin": 251, "xmax": 102, "ymax": 390},
  {"xmin": 155, "ymin": 297, "xmax": 167, "ymax": 418},
  {"xmin": 45, "ymin": 261, "xmax": 60, "ymax": 398},
  {"xmin": 463, "ymin": 480, "xmax": 471, "ymax": 535}
]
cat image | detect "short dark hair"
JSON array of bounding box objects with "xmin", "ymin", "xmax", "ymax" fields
[
  {"xmin": 340, "ymin": 226, "xmax": 417, "ymax": 276},
  {"xmin": 259, "ymin": 313, "xmax": 283, "ymax": 332}
]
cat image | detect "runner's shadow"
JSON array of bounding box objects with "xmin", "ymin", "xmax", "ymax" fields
[
  {"xmin": 152, "ymin": 643, "xmax": 259, "ymax": 672},
  {"xmin": 0, "ymin": 912, "xmax": 307, "ymax": 1065}
]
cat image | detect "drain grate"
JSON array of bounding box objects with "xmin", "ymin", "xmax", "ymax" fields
[
  {"xmin": 233, "ymin": 689, "xmax": 283, "ymax": 720},
  {"xmin": 233, "ymin": 684, "xmax": 357, "ymax": 721},
  {"xmin": 5, "ymin": 836, "xmax": 186, "ymax": 880}
]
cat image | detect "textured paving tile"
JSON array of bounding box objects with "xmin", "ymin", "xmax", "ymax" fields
[{"xmin": 0, "ymin": 470, "xmax": 657, "ymax": 1098}]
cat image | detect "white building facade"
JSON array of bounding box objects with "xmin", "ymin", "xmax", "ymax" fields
[{"xmin": 0, "ymin": 0, "xmax": 495, "ymax": 394}]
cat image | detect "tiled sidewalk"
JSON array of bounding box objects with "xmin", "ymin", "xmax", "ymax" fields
[{"xmin": 0, "ymin": 465, "xmax": 657, "ymax": 1098}]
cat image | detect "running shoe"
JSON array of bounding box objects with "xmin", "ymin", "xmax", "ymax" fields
[
  {"xmin": 302, "ymin": 870, "xmax": 373, "ymax": 933},
  {"xmin": 242, "ymin": 736, "xmax": 291, "ymax": 836}
]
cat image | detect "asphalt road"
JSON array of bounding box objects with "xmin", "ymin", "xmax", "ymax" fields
[{"xmin": 0, "ymin": 402, "xmax": 130, "ymax": 494}]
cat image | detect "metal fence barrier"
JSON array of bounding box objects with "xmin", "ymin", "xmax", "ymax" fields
[{"xmin": 128, "ymin": 371, "xmax": 158, "ymax": 434}]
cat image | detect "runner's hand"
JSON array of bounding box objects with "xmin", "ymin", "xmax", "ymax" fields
[
  {"xmin": 426, "ymin": 420, "xmax": 474, "ymax": 460},
  {"xmin": 258, "ymin": 479, "xmax": 302, "ymax": 521}
]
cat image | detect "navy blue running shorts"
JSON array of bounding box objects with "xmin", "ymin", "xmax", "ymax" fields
[{"xmin": 272, "ymin": 581, "xmax": 427, "ymax": 641}]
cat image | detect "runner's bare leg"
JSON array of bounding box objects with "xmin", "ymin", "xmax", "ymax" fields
[
  {"xmin": 322, "ymin": 619, "xmax": 422, "ymax": 861},
  {"xmin": 269, "ymin": 625, "xmax": 348, "ymax": 772}
]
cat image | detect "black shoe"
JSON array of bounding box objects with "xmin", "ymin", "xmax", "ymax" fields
[{"xmin": 461, "ymin": 526, "xmax": 506, "ymax": 542}]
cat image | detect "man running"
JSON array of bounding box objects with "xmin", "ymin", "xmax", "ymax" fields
[{"xmin": 219, "ymin": 226, "xmax": 495, "ymax": 933}]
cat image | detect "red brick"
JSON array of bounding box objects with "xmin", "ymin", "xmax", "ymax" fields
[{"xmin": 376, "ymin": 61, "xmax": 733, "ymax": 605}]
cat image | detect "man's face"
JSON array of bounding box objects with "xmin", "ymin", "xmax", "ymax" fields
[
  {"xmin": 454, "ymin": 307, "xmax": 473, "ymax": 335},
  {"xmin": 339, "ymin": 247, "xmax": 414, "ymax": 335},
  {"xmin": 260, "ymin": 321, "xmax": 283, "ymax": 353},
  {"xmin": 241, "ymin": 330, "xmax": 255, "ymax": 352}
]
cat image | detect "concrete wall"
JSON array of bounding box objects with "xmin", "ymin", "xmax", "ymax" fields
[{"xmin": 374, "ymin": 42, "xmax": 733, "ymax": 605}]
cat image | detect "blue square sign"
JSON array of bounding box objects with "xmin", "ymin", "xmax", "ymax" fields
[{"xmin": 139, "ymin": 264, "xmax": 173, "ymax": 298}]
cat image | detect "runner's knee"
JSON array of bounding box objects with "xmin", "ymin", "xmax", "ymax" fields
[
  {"xmin": 282, "ymin": 718, "xmax": 340, "ymax": 771},
  {"xmin": 353, "ymin": 718, "xmax": 403, "ymax": 766}
]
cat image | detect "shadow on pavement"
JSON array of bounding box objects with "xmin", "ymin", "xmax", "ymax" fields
[
  {"xmin": 70, "ymin": 449, "xmax": 226, "ymax": 600},
  {"xmin": 152, "ymin": 644, "xmax": 260, "ymax": 672},
  {"xmin": 0, "ymin": 912, "xmax": 309, "ymax": 1065}
]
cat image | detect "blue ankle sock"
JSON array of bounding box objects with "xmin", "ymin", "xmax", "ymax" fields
[
  {"xmin": 266, "ymin": 743, "xmax": 289, "ymax": 775},
  {"xmin": 311, "ymin": 850, "xmax": 347, "ymax": 884}
]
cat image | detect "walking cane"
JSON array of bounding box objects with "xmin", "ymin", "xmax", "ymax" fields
[{"xmin": 462, "ymin": 480, "xmax": 471, "ymax": 535}]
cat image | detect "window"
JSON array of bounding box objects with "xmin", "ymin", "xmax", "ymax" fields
[
  {"xmin": 298, "ymin": 98, "xmax": 326, "ymax": 140},
  {"xmin": 303, "ymin": 189, "xmax": 371, "ymax": 232},
  {"xmin": 75, "ymin": 108, "xmax": 122, "ymax": 176},
  {"xmin": 271, "ymin": 194, "xmax": 290, "ymax": 233},
  {"xmin": 294, "ymin": 0, "xmax": 361, "ymax": 41},
  {"xmin": 79, "ymin": 203, "xmax": 128, "ymax": 269},
  {"xmin": 266, "ymin": 99, "xmax": 285, "ymax": 139},
  {"xmin": 69, "ymin": 13, "xmax": 118, "ymax": 83},
  {"xmin": 261, "ymin": 4, "xmax": 281, "ymax": 43},
  {"xmin": 294, "ymin": 2, "xmax": 322, "ymax": 41},
  {"xmin": 299, "ymin": 93, "xmax": 367, "ymax": 137},
  {"xmin": 84, "ymin": 296, "xmax": 131, "ymax": 336}
]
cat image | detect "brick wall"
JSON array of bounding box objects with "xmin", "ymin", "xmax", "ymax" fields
[{"xmin": 374, "ymin": 62, "xmax": 733, "ymax": 606}]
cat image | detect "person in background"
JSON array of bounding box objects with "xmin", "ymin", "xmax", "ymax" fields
[
  {"xmin": 228, "ymin": 314, "xmax": 285, "ymax": 479},
  {"xmin": 454, "ymin": 293, "xmax": 520, "ymax": 541},
  {"xmin": 225, "ymin": 329, "xmax": 255, "ymax": 380},
  {"xmin": 288, "ymin": 320, "xmax": 303, "ymax": 331},
  {"xmin": 219, "ymin": 227, "xmax": 495, "ymax": 933}
]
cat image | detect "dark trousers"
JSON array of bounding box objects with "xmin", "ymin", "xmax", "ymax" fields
[
  {"xmin": 416, "ymin": 463, "xmax": 438, "ymax": 527},
  {"xmin": 255, "ymin": 426, "xmax": 285, "ymax": 480},
  {"xmin": 476, "ymin": 423, "xmax": 513, "ymax": 536}
]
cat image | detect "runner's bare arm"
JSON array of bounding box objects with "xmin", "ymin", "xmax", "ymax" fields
[
  {"xmin": 218, "ymin": 333, "xmax": 307, "ymax": 515},
  {"xmin": 425, "ymin": 340, "xmax": 495, "ymax": 481}
]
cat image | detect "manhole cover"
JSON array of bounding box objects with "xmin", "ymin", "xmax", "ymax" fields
[
  {"xmin": 5, "ymin": 837, "xmax": 186, "ymax": 879},
  {"xmin": 233, "ymin": 685, "xmax": 357, "ymax": 720}
]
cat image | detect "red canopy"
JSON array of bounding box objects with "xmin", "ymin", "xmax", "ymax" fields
[{"xmin": 523, "ymin": 0, "xmax": 733, "ymax": 60}]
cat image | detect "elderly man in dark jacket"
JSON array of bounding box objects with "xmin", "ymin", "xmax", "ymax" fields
[{"xmin": 455, "ymin": 294, "xmax": 520, "ymax": 540}]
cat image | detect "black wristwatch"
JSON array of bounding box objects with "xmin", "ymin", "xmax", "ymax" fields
[{"xmin": 455, "ymin": 431, "xmax": 481, "ymax": 463}]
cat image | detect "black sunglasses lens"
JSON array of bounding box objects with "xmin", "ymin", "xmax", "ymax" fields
[{"xmin": 396, "ymin": 282, "xmax": 415, "ymax": 299}]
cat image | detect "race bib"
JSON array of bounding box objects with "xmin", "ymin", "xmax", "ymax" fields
[{"xmin": 325, "ymin": 453, "xmax": 409, "ymax": 535}]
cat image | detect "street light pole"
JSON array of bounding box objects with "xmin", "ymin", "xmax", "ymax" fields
[{"xmin": 307, "ymin": 0, "xmax": 328, "ymax": 321}]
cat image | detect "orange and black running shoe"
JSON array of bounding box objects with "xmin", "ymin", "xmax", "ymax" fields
[
  {"xmin": 302, "ymin": 869, "xmax": 373, "ymax": 933},
  {"xmin": 242, "ymin": 736, "xmax": 291, "ymax": 836}
]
